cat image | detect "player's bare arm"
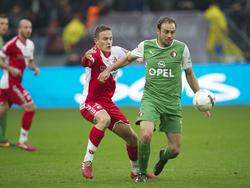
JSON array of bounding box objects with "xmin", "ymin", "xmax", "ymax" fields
[
  {"xmin": 185, "ymin": 68, "xmax": 211, "ymax": 117},
  {"xmin": 0, "ymin": 57, "xmax": 22, "ymax": 77},
  {"xmin": 185, "ymin": 68, "xmax": 199, "ymax": 93},
  {"xmin": 28, "ymin": 61, "xmax": 39, "ymax": 75},
  {"xmin": 98, "ymin": 52, "xmax": 136, "ymax": 83}
]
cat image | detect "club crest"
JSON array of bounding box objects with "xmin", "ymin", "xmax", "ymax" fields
[
  {"xmin": 100, "ymin": 65, "xmax": 106, "ymax": 71},
  {"xmin": 138, "ymin": 111, "xmax": 144, "ymax": 117},
  {"xmin": 170, "ymin": 51, "xmax": 177, "ymax": 58},
  {"xmin": 112, "ymin": 57, "xmax": 117, "ymax": 63}
]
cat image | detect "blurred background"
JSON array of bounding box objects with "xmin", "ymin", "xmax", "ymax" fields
[
  {"xmin": 0, "ymin": 0, "xmax": 250, "ymax": 108},
  {"xmin": 1, "ymin": 2, "xmax": 250, "ymax": 187},
  {"xmin": 1, "ymin": 0, "xmax": 250, "ymax": 66}
]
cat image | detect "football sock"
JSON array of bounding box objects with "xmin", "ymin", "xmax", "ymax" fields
[
  {"xmin": 162, "ymin": 148, "xmax": 177, "ymax": 162},
  {"xmin": 138, "ymin": 141, "xmax": 150, "ymax": 174},
  {"xmin": 126, "ymin": 145, "xmax": 138, "ymax": 161},
  {"xmin": 19, "ymin": 128, "xmax": 28, "ymax": 143},
  {"xmin": 22, "ymin": 111, "xmax": 35, "ymax": 131},
  {"xmin": 130, "ymin": 160, "xmax": 139, "ymax": 174},
  {"xmin": 84, "ymin": 127, "xmax": 104, "ymax": 162},
  {"xmin": 126, "ymin": 145, "xmax": 138, "ymax": 173},
  {"xmin": 0, "ymin": 115, "xmax": 7, "ymax": 142},
  {"xmin": 84, "ymin": 140, "xmax": 97, "ymax": 162}
]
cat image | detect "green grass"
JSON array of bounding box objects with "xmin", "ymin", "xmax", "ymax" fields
[{"xmin": 1, "ymin": 106, "xmax": 250, "ymax": 188}]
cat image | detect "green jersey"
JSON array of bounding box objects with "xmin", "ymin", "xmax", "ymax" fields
[
  {"xmin": 0, "ymin": 36, "xmax": 4, "ymax": 48},
  {"xmin": 131, "ymin": 39, "xmax": 192, "ymax": 115}
]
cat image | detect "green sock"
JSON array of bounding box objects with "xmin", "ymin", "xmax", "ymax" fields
[
  {"xmin": 138, "ymin": 141, "xmax": 150, "ymax": 174},
  {"xmin": 162, "ymin": 148, "xmax": 177, "ymax": 162},
  {"xmin": 0, "ymin": 115, "xmax": 7, "ymax": 142}
]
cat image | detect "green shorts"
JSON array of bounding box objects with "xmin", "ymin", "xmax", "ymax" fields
[{"xmin": 135, "ymin": 100, "xmax": 182, "ymax": 133}]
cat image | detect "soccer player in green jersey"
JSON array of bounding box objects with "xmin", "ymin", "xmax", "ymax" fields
[
  {"xmin": 0, "ymin": 14, "xmax": 9, "ymax": 147},
  {"xmin": 0, "ymin": 14, "xmax": 8, "ymax": 48},
  {"xmin": 98, "ymin": 16, "xmax": 211, "ymax": 182}
]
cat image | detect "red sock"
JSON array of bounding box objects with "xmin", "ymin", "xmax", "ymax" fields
[
  {"xmin": 126, "ymin": 145, "xmax": 138, "ymax": 161},
  {"xmin": 22, "ymin": 111, "xmax": 35, "ymax": 131},
  {"xmin": 89, "ymin": 127, "xmax": 104, "ymax": 147}
]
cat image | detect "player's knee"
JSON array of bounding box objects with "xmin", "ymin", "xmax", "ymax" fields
[
  {"xmin": 98, "ymin": 116, "xmax": 111, "ymax": 127},
  {"xmin": 24, "ymin": 104, "xmax": 36, "ymax": 112},
  {"xmin": 141, "ymin": 130, "xmax": 153, "ymax": 144}
]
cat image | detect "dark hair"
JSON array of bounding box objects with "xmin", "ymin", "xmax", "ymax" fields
[
  {"xmin": 94, "ymin": 25, "xmax": 111, "ymax": 38},
  {"xmin": 0, "ymin": 14, "xmax": 8, "ymax": 19},
  {"xmin": 157, "ymin": 16, "xmax": 176, "ymax": 30}
]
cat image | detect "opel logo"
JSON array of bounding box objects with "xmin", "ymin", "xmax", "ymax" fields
[{"xmin": 158, "ymin": 61, "xmax": 165, "ymax": 68}]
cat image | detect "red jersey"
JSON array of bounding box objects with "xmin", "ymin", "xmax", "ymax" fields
[
  {"xmin": 80, "ymin": 46, "xmax": 126, "ymax": 106},
  {"xmin": 0, "ymin": 36, "xmax": 34, "ymax": 88}
]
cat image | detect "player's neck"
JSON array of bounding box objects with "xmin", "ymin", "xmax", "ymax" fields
[
  {"xmin": 101, "ymin": 50, "xmax": 111, "ymax": 58},
  {"xmin": 18, "ymin": 34, "xmax": 27, "ymax": 44},
  {"xmin": 157, "ymin": 38, "xmax": 172, "ymax": 48}
]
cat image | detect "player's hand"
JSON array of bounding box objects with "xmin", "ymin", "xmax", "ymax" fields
[
  {"xmin": 33, "ymin": 67, "xmax": 40, "ymax": 75},
  {"xmin": 98, "ymin": 70, "xmax": 110, "ymax": 83},
  {"xmin": 85, "ymin": 48, "xmax": 96, "ymax": 63},
  {"xmin": 9, "ymin": 67, "xmax": 22, "ymax": 77},
  {"xmin": 202, "ymin": 110, "xmax": 211, "ymax": 118}
]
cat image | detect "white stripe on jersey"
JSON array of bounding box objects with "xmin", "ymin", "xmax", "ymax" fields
[
  {"xmin": 80, "ymin": 67, "xmax": 91, "ymax": 110},
  {"xmin": 16, "ymin": 39, "xmax": 34, "ymax": 66}
]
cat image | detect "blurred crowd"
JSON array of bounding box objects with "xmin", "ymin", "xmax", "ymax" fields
[{"xmin": 0, "ymin": 0, "xmax": 250, "ymax": 65}]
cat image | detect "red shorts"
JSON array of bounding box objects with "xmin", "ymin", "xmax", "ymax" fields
[
  {"xmin": 80, "ymin": 101, "xmax": 130, "ymax": 130},
  {"xmin": 0, "ymin": 83, "xmax": 33, "ymax": 107}
]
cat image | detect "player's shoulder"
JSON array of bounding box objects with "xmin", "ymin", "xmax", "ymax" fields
[
  {"xmin": 112, "ymin": 46, "xmax": 125, "ymax": 51},
  {"xmin": 4, "ymin": 36, "xmax": 18, "ymax": 48},
  {"xmin": 91, "ymin": 46, "xmax": 100, "ymax": 55},
  {"xmin": 145, "ymin": 38, "xmax": 156, "ymax": 42},
  {"xmin": 144, "ymin": 38, "xmax": 156, "ymax": 43},
  {"xmin": 173, "ymin": 39, "xmax": 187, "ymax": 47},
  {"xmin": 142, "ymin": 39, "xmax": 156, "ymax": 46},
  {"xmin": 111, "ymin": 46, "xmax": 127, "ymax": 54}
]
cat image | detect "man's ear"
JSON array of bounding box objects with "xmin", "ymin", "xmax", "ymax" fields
[
  {"xmin": 94, "ymin": 38, "xmax": 98, "ymax": 45},
  {"xmin": 156, "ymin": 29, "xmax": 160, "ymax": 36}
]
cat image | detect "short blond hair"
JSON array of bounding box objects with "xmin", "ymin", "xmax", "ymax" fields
[{"xmin": 94, "ymin": 25, "xmax": 111, "ymax": 39}]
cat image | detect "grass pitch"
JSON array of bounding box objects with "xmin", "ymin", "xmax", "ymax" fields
[{"xmin": 0, "ymin": 106, "xmax": 250, "ymax": 188}]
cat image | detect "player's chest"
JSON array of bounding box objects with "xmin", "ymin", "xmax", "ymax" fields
[
  {"xmin": 100, "ymin": 54, "xmax": 118, "ymax": 67},
  {"xmin": 15, "ymin": 40, "xmax": 33, "ymax": 60},
  {"xmin": 94, "ymin": 55, "xmax": 118, "ymax": 78}
]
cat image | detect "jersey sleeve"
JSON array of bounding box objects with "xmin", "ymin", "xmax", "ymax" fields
[
  {"xmin": 81, "ymin": 48, "xmax": 97, "ymax": 67},
  {"xmin": 131, "ymin": 41, "xmax": 144, "ymax": 60},
  {"xmin": 115, "ymin": 46, "xmax": 127, "ymax": 59},
  {"xmin": 182, "ymin": 45, "xmax": 192, "ymax": 70},
  {"xmin": 81, "ymin": 56, "xmax": 94, "ymax": 67},
  {"xmin": 29, "ymin": 40, "xmax": 35, "ymax": 62},
  {"xmin": 30, "ymin": 41, "xmax": 35, "ymax": 61}
]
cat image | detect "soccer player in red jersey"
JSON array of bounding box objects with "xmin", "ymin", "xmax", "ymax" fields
[
  {"xmin": 80, "ymin": 25, "xmax": 157, "ymax": 180},
  {"xmin": 0, "ymin": 19, "xmax": 39, "ymax": 151}
]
